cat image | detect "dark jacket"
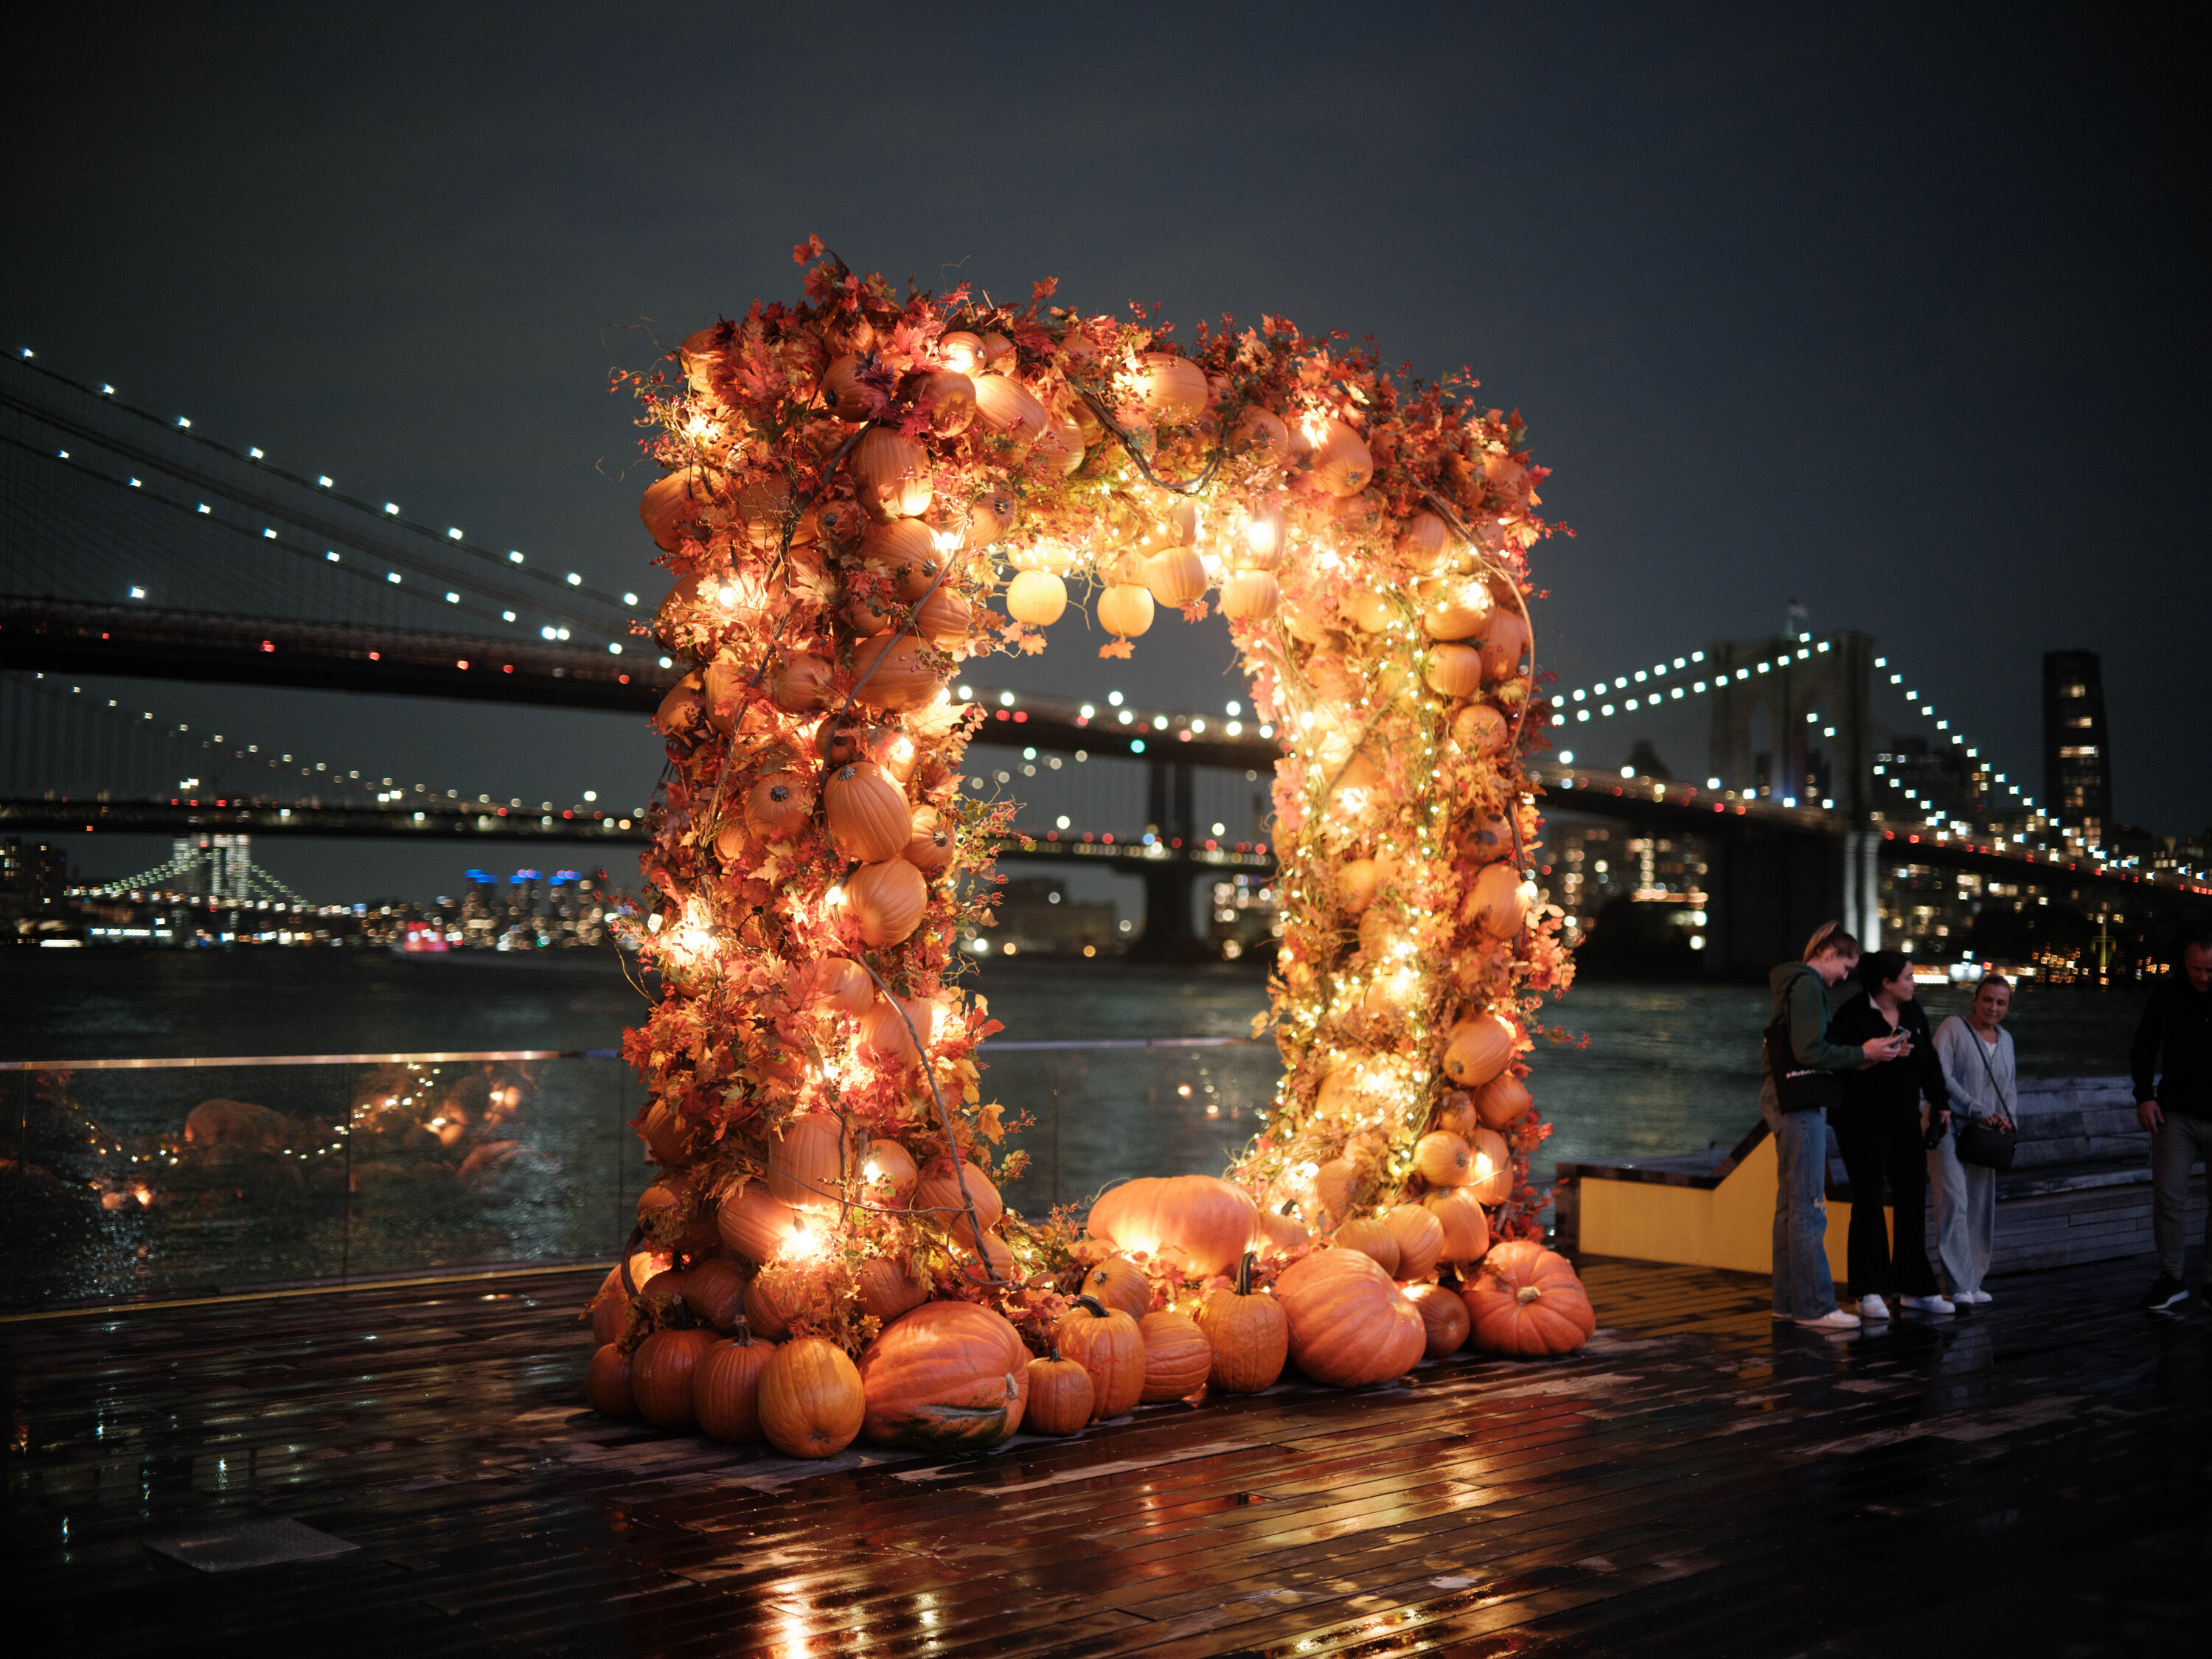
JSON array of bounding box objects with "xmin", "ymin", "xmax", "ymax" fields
[
  {"xmin": 1832, "ymin": 993, "xmax": 1950, "ymax": 1119},
  {"xmin": 2131, "ymin": 977, "xmax": 2212, "ymax": 1117},
  {"xmin": 1761, "ymin": 961, "xmax": 1865, "ymax": 1084}
]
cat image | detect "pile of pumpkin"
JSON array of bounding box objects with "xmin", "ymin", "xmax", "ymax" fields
[{"xmin": 582, "ymin": 1171, "xmax": 1594, "ymax": 1461}]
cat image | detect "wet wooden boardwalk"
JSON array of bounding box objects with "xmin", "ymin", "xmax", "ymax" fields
[{"xmin": 5, "ymin": 1254, "xmax": 2207, "ymax": 1657}]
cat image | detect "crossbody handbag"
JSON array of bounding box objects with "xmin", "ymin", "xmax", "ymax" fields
[
  {"xmin": 1956, "ymin": 1028, "xmax": 2019, "ymax": 1171},
  {"xmin": 1764, "ymin": 1014, "xmax": 1843, "ymax": 1113}
]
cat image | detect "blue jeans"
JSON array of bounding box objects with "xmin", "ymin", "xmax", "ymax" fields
[{"xmin": 1763, "ymin": 1078, "xmax": 1836, "ymax": 1319}]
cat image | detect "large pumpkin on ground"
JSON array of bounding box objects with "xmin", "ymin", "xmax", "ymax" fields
[
  {"xmin": 1403, "ymin": 1282, "xmax": 1471, "ymax": 1359},
  {"xmin": 632, "ymin": 1310, "xmax": 717, "ymax": 1430},
  {"xmin": 1462, "ymin": 1242, "xmax": 1596, "ymax": 1356},
  {"xmin": 1137, "ymin": 1310, "xmax": 1213, "ymax": 1403},
  {"xmin": 693, "ymin": 1326, "xmax": 776, "ymax": 1443},
  {"xmin": 1057, "ymin": 1295, "xmax": 1147, "ymax": 1422},
  {"xmin": 859, "ymin": 1301, "xmax": 1030, "ymax": 1452},
  {"xmin": 1195, "ymin": 1252, "xmax": 1287, "ymax": 1394},
  {"xmin": 1086, "ymin": 1175, "xmax": 1258, "ymax": 1276},
  {"xmin": 1273, "ymin": 1248, "xmax": 1425, "ymax": 1389},
  {"xmin": 757, "ymin": 1336, "xmax": 866, "ymax": 1458},
  {"xmin": 585, "ymin": 1343, "xmax": 636, "ymax": 1417}
]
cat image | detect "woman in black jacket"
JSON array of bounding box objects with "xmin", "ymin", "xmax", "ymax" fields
[{"xmin": 1831, "ymin": 950, "xmax": 1952, "ymax": 1318}]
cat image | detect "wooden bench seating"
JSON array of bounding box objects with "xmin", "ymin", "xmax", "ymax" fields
[{"xmin": 1554, "ymin": 1077, "xmax": 2207, "ymax": 1276}]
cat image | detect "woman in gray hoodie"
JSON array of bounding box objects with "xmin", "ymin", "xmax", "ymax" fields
[{"xmin": 1763, "ymin": 922, "xmax": 1910, "ymax": 1330}]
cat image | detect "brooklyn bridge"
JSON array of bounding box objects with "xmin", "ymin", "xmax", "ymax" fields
[{"xmin": 6, "ymin": 348, "xmax": 2205, "ymax": 970}]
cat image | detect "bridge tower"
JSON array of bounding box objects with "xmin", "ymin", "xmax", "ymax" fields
[
  {"xmin": 1126, "ymin": 752, "xmax": 1207, "ymax": 961},
  {"xmin": 1699, "ymin": 630, "xmax": 1881, "ymax": 975}
]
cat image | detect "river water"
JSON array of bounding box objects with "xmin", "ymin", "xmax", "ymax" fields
[{"xmin": 2, "ymin": 950, "xmax": 2150, "ymax": 1306}]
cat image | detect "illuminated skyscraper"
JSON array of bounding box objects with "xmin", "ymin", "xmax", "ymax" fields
[{"xmin": 2042, "ymin": 650, "xmax": 2112, "ymax": 846}]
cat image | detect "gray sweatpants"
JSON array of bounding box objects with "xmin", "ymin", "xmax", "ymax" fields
[
  {"xmin": 1927, "ymin": 1130, "xmax": 1997, "ymax": 1298},
  {"xmin": 2151, "ymin": 1111, "xmax": 2212, "ymax": 1281}
]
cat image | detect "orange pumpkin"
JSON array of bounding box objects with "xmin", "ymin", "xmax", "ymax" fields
[
  {"xmin": 859, "ymin": 992, "xmax": 933, "ymax": 1066},
  {"xmin": 641, "ymin": 1100, "xmax": 695, "ymax": 1167},
  {"xmin": 1382, "ymin": 1203, "xmax": 1445, "ymax": 1282},
  {"xmin": 1423, "ymin": 1187, "xmax": 1492, "ymax": 1263},
  {"xmin": 1249, "ymin": 1207, "xmax": 1311, "ymax": 1256},
  {"xmin": 1332, "ymin": 1217, "xmax": 1401, "ymax": 1278},
  {"xmin": 588, "ymin": 1269, "xmax": 629, "ymax": 1346},
  {"xmin": 766, "ymin": 650, "xmax": 833, "ymax": 713},
  {"xmin": 851, "ymin": 428, "xmax": 931, "ymax": 518},
  {"xmin": 1096, "ymin": 583, "xmax": 1155, "ymax": 639},
  {"xmin": 823, "ymin": 352, "xmax": 874, "ymax": 420},
  {"xmin": 919, "ymin": 368, "xmax": 975, "ymax": 434},
  {"xmin": 1425, "ymin": 644, "xmax": 1482, "ymax": 700},
  {"xmin": 903, "ymin": 806, "xmax": 956, "ymax": 874},
  {"xmin": 914, "ymin": 586, "xmax": 972, "ymax": 650},
  {"xmin": 955, "ymin": 1228, "xmax": 1018, "ymax": 1288},
  {"xmin": 825, "ymin": 762, "xmax": 911, "ymax": 863},
  {"xmin": 766, "ymin": 1112, "xmax": 853, "ymax": 1210},
  {"xmin": 757, "ymin": 1337, "xmax": 866, "ymax": 1458},
  {"xmin": 1467, "ymin": 1127, "xmax": 1514, "ymax": 1204},
  {"xmin": 1006, "ymin": 568, "xmax": 1068, "ymax": 626},
  {"xmin": 741, "ymin": 1270, "xmax": 805, "ymax": 1340},
  {"xmin": 844, "ymin": 858, "xmax": 928, "ymax": 947},
  {"xmin": 964, "ymin": 489, "xmax": 1016, "ymax": 548},
  {"xmin": 859, "ymin": 1300, "xmax": 1029, "ymax": 1451},
  {"xmin": 1057, "ymin": 1295, "xmax": 1147, "ymax": 1422},
  {"xmin": 912, "ymin": 1157, "xmax": 1002, "ymax": 1251},
  {"xmin": 1441, "ymin": 1014, "xmax": 1517, "ymax": 1088},
  {"xmin": 684, "ymin": 1256, "xmax": 751, "ymax": 1333},
  {"xmin": 1465, "ymin": 863, "xmax": 1526, "ymax": 939},
  {"xmin": 639, "ymin": 465, "xmax": 717, "ymax": 551},
  {"xmin": 1135, "ymin": 352, "xmax": 1208, "ymax": 421},
  {"xmin": 1024, "ymin": 1348, "xmax": 1094, "ymax": 1436},
  {"xmin": 1404, "ymin": 1282, "xmax": 1472, "ymax": 1360},
  {"xmin": 1142, "ymin": 547, "xmax": 1208, "ymax": 608},
  {"xmin": 1462, "ymin": 1241, "xmax": 1596, "ymax": 1356},
  {"xmin": 1421, "ymin": 583, "xmax": 1493, "ymax": 641},
  {"xmin": 1478, "ymin": 609, "xmax": 1532, "ymax": 684},
  {"xmin": 973, "ymin": 372, "xmax": 1047, "ymax": 448},
  {"xmin": 1219, "ymin": 569, "xmax": 1279, "ymax": 621},
  {"xmin": 1231, "ymin": 406, "xmax": 1290, "ymax": 462},
  {"xmin": 693, "ymin": 1325, "xmax": 777, "ymax": 1443},
  {"xmin": 1307, "ymin": 419, "xmax": 1373, "ymax": 496},
  {"xmin": 631, "ymin": 1306, "xmax": 717, "ymax": 1429},
  {"xmin": 1085, "ymin": 1175, "xmax": 1257, "ymax": 1277},
  {"xmin": 858, "ymin": 518, "xmax": 943, "ymax": 599},
  {"xmin": 1273, "ymin": 1249, "xmax": 1425, "ymax": 1388},
  {"xmin": 1453, "ymin": 703, "xmax": 1510, "ymax": 758},
  {"xmin": 849, "ymin": 634, "xmax": 944, "ymax": 713},
  {"xmin": 1197, "ymin": 1252, "xmax": 1288, "ymax": 1393},
  {"xmin": 745, "ymin": 772, "xmax": 815, "ymax": 842},
  {"xmin": 855, "ymin": 1255, "xmax": 931, "ymax": 1322},
  {"xmin": 1137, "ymin": 1310, "xmax": 1213, "ymax": 1402},
  {"xmin": 790, "ymin": 954, "xmax": 872, "ymax": 1015},
  {"xmin": 717, "ymin": 1183, "xmax": 799, "ymax": 1263},
  {"xmin": 1082, "ymin": 1255, "xmax": 1153, "ymax": 1320},
  {"xmin": 1416, "ymin": 1130, "xmax": 1474, "ymax": 1187},
  {"xmin": 1476, "ymin": 1072, "xmax": 1535, "ymax": 1130},
  {"xmin": 585, "ymin": 1343, "xmax": 636, "ymax": 1417},
  {"xmin": 1397, "ymin": 510, "xmax": 1451, "ymax": 570},
  {"xmin": 937, "ymin": 331, "xmax": 983, "ymax": 375},
  {"xmin": 861, "ymin": 1139, "xmax": 919, "ymax": 1207}
]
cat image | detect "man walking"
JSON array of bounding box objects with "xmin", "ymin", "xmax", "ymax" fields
[{"xmin": 2135, "ymin": 931, "xmax": 2212, "ymax": 1311}]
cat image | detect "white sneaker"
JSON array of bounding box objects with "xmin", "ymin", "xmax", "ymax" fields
[
  {"xmin": 1961, "ymin": 1290, "xmax": 1993, "ymax": 1305},
  {"xmin": 1899, "ymin": 1294, "xmax": 1955, "ymax": 1314},
  {"xmin": 1857, "ymin": 1295, "xmax": 1891, "ymax": 1321},
  {"xmin": 1795, "ymin": 1308, "xmax": 1862, "ymax": 1330}
]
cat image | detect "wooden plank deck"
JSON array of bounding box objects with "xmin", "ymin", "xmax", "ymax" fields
[{"xmin": 5, "ymin": 1253, "xmax": 2207, "ymax": 1657}]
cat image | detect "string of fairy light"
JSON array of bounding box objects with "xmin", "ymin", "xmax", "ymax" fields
[{"xmin": 1544, "ymin": 636, "xmax": 2193, "ymax": 883}]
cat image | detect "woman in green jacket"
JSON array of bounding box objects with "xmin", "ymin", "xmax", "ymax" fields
[{"xmin": 1762, "ymin": 921, "xmax": 1910, "ymax": 1330}]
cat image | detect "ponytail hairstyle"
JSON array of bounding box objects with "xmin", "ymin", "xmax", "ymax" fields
[{"xmin": 1803, "ymin": 919, "xmax": 1862, "ymax": 963}]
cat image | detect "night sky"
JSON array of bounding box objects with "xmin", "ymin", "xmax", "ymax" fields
[{"xmin": 7, "ymin": 5, "xmax": 2205, "ymax": 901}]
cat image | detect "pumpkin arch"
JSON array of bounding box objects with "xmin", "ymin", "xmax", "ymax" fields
[{"xmin": 608, "ymin": 238, "xmax": 1579, "ymax": 1380}]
